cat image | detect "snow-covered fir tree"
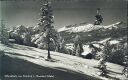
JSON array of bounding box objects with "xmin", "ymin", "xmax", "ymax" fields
[
  {"xmin": 76, "ymin": 44, "xmax": 81, "ymax": 57},
  {"xmin": 123, "ymin": 55, "xmax": 128, "ymax": 77},
  {"xmin": 102, "ymin": 41, "xmax": 112, "ymax": 61},
  {"xmin": 33, "ymin": 0, "xmax": 58, "ymax": 59},
  {"xmin": 98, "ymin": 41, "xmax": 109, "ymax": 76},
  {"xmin": 122, "ymin": 44, "xmax": 128, "ymax": 78},
  {"xmin": 98, "ymin": 57, "xmax": 107, "ymax": 76},
  {"xmin": 0, "ymin": 20, "xmax": 9, "ymax": 45},
  {"xmin": 73, "ymin": 35, "xmax": 83, "ymax": 56},
  {"xmin": 57, "ymin": 33, "xmax": 65, "ymax": 52}
]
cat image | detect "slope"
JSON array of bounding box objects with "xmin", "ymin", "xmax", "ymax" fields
[{"xmin": 0, "ymin": 43, "xmax": 127, "ymax": 80}]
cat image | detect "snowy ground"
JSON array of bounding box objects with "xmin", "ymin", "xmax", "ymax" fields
[{"xmin": 0, "ymin": 43, "xmax": 127, "ymax": 80}]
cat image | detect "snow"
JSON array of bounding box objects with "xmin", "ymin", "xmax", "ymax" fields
[
  {"xmin": 58, "ymin": 24, "xmax": 102, "ymax": 33},
  {"xmin": 82, "ymin": 45, "xmax": 92, "ymax": 56},
  {"xmin": 98, "ymin": 38, "xmax": 111, "ymax": 44},
  {"xmin": 110, "ymin": 40, "xmax": 120, "ymax": 44},
  {"xmin": 9, "ymin": 39, "xmax": 16, "ymax": 42},
  {"xmin": 105, "ymin": 22, "xmax": 121, "ymax": 29},
  {"xmin": 0, "ymin": 43, "xmax": 127, "ymax": 80},
  {"xmin": 92, "ymin": 38, "xmax": 120, "ymax": 46},
  {"xmin": 65, "ymin": 44, "xmax": 93, "ymax": 56},
  {"xmin": 58, "ymin": 22, "xmax": 121, "ymax": 33},
  {"xmin": 58, "ymin": 26, "xmax": 70, "ymax": 32},
  {"xmin": 65, "ymin": 43, "xmax": 74, "ymax": 50}
]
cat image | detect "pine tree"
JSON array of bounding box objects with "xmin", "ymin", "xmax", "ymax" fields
[
  {"xmin": 123, "ymin": 55, "xmax": 128, "ymax": 77},
  {"xmin": 0, "ymin": 20, "xmax": 9, "ymax": 45},
  {"xmin": 37, "ymin": 0, "xmax": 58, "ymax": 59},
  {"xmin": 76, "ymin": 44, "xmax": 81, "ymax": 57},
  {"xmin": 57, "ymin": 33, "xmax": 65, "ymax": 53},
  {"xmin": 98, "ymin": 57, "xmax": 107, "ymax": 76},
  {"xmin": 74, "ymin": 35, "xmax": 83, "ymax": 56},
  {"xmin": 122, "ymin": 45, "xmax": 128, "ymax": 78},
  {"xmin": 102, "ymin": 41, "xmax": 112, "ymax": 61},
  {"xmin": 98, "ymin": 41, "xmax": 111, "ymax": 76},
  {"xmin": 98, "ymin": 41, "xmax": 109, "ymax": 76}
]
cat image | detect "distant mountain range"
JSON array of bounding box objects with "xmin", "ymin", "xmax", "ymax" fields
[
  {"xmin": 58, "ymin": 22, "xmax": 124, "ymax": 32},
  {"xmin": 58, "ymin": 21, "xmax": 127, "ymax": 44}
]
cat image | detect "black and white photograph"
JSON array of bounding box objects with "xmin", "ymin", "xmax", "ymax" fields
[{"xmin": 0, "ymin": 0, "xmax": 127, "ymax": 80}]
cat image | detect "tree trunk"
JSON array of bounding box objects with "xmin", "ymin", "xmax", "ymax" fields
[{"xmin": 47, "ymin": 41, "xmax": 51, "ymax": 59}]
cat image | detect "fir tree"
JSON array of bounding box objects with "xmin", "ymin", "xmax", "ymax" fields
[
  {"xmin": 76, "ymin": 44, "xmax": 81, "ymax": 57},
  {"xmin": 74, "ymin": 35, "xmax": 83, "ymax": 56},
  {"xmin": 0, "ymin": 20, "xmax": 9, "ymax": 45},
  {"xmin": 123, "ymin": 55, "xmax": 128, "ymax": 77},
  {"xmin": 57, "ymin": 33, "xmax": 65, "ymax": 53},
  {"xmin": 98, "ymin": 57, "xmax": 107, "ymax": 76},
  {"xmin": 37, "ymin": 0, "xmax": 58, "ymax": 59},
  {"xmin": 102, "ymin": 41, "xmax": 112, "ymax": 61},
  {"xmin": 122, "ymin": 45, "xmax": 128, "ymax": 78},
  {"xmin": 98, "ymin": 41, "xmax": 109, "ymax": 76}
]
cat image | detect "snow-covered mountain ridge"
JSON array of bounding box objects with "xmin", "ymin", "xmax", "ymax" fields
[
  {"xmin": 58, "ymin": 21, "xmax": 127, "ymax": 44},
  {"xmin": 58, "ymin": 22, "xmax": 122, "ymax": 33}
]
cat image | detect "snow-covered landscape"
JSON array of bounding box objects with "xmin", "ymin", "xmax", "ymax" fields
[
  {"xmin": 0, "ymin": 0, "xmax": 127, "ymax": 80},
  {"xmin": 0, "ymin": 42, "xmax": 127, "ymax": 80}
]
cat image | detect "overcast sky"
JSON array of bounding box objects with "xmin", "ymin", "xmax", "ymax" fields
[{"xmin": 0, "ymin": 0, "xmax": 127, "ymax": 29}]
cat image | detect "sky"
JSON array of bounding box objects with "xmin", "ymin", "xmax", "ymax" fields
[{"xmin": 0, "ymin": 0, "xmax": 127, "ymax": 29}]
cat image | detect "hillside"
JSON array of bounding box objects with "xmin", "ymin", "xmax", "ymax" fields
[{"xmin": 0, "ymin": 43, "xmax": 127, "ymax": 80}]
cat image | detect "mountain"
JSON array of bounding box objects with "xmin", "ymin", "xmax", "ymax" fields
[
  {"xmin": 58, "ymin": 22, "xmax": 127, "ymax": 44},
  {"xmin": 0, "ymin": 42, "xmax": 127, "ymax": 80},
  {"xmin": 58, "ymin": 22, "xmax": 123, "ymax": 33}
]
